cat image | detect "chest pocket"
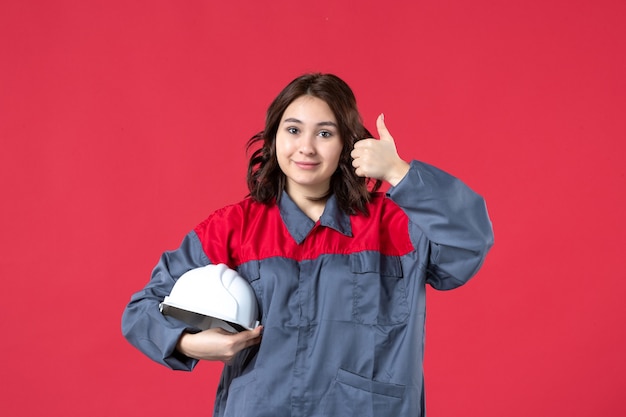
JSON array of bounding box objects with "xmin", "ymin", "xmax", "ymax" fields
[{"xmin": 350, "ymin": 252, "xmax": 409, "ymax": 325}]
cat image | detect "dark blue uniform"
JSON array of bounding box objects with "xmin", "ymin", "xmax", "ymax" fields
[{"xmin": 122, "ymin": 160, "xmax": 494, "ymax": 416}]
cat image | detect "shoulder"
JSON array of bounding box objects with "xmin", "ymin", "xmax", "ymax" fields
[
  {"xmin": 365, "ymin": 191, "xmax": 406, "ymax": 217},
  {"xmin": 352, "ymin": 191, "xmax": 409, "ymax": 231},
  {"xmin": 194, "ymin": 197, "xmax": 274, "ymax": 234},
  {"xmin": 351, "ymin": 192, "xmax": 414, "ymax": 256},
  {"xmin": 192, "ymin": 197, "xmax": 277, "ymax": 266}
]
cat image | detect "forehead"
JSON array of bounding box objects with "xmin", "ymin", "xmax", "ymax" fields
[{"xmin": 282, "ymin": 95, "xmax": 337, "ymax": 123}]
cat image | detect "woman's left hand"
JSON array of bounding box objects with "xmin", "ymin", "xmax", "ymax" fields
[{"xmin": 351, "ymin": 114, "xmax": 410, "ymax": 187}]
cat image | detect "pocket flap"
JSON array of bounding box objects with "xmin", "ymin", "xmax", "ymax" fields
[
  {"xmin": 350, "ymin": 252, "xmax": 403, "ymax": 278},
  {"xmin": 237, "ymin": 260, "xmax": 260, "ymax": 283}
]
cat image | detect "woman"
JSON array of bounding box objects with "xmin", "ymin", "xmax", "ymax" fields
[{"xmin": 122, "ymin": 73, "xmax": 494, "ymax": 416}]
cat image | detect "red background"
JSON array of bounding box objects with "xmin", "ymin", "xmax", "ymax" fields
[{"xmin": 1, "ymin": 1, "xmax": 625, "ymax": 416}]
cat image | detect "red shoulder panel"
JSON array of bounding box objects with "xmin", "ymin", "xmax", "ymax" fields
[{"xmin": 194, "ymin": 195, "xmax": 414, "ymax": 267}]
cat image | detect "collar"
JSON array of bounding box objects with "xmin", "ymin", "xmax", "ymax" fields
[{"xmin": 278, "ymin": 191, "xmax": 353, "ymax": 244}]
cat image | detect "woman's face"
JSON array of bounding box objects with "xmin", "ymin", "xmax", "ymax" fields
[{"xmin": 275, "ymin": 95, "xmax": 343, "ymax": 199}]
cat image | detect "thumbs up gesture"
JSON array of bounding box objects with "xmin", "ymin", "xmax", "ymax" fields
[{"xmin": 351, "ymin": 114, "xmax": 410, "ymax": 186}]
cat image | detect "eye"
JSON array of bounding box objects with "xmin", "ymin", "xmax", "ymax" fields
[
  {"xmin": 287, "ymin": 127, "xmax": 299, "ymax": 135},
  {"xmin": 319, "ymin": 130, "xmax": 333, "ymax": 138}
]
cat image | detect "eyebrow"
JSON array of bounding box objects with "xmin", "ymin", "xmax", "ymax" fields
[{"xmin": 283, "ymin": 117, "xmax": 338, "ymax": 128}]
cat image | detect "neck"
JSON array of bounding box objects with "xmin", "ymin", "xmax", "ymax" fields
[{"xmin": 285, "ymin": 186, "xmax": 329, "ymax": 221}]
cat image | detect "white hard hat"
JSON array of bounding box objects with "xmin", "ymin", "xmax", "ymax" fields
[{"xmin": 160, "ymin": 264, "xmax": 260, "ymax": 333}]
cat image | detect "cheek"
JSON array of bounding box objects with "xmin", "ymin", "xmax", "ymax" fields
[
  {"xmin": 275, "ymin": 135, "xmax": 286, "ymax": 157},
  {"xmin": 275, "ymin": 136, "xmax": 290, "ymax": 168},
  {"xmin": 328, "ymin": 143, "xmax": 343, "ymax": 168}
]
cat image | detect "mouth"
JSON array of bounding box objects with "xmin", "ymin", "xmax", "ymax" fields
[{"xmin": 294, "ymin": 161, "xmax": 320, "ymax": 170}]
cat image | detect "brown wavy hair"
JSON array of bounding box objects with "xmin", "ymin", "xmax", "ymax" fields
[{"xmin": 246, "ymin": 73, "xmax": 382, "ymax": 215}]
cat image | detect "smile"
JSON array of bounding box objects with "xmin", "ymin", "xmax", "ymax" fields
[{"xmin": 294, "ymin": 161, "xmax": 320, "ymax": 170}]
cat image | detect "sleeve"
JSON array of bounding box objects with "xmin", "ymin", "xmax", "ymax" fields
[
  {"xmin": 387, "ymin": 160, "xmax": 494, "ymax": 290},
  {"xmin": 121, "ymin": 230, "xmax": 210, "ymax": 370}
]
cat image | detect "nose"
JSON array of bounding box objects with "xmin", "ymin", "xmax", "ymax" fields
[{"xmin": 298, "ymin": 134, "xmax": 316, "ymax": 155}]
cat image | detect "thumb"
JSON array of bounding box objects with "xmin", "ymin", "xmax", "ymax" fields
[
  {"xmin": 234, "ymin": 325, "xmax": 263, "ymax": 344},
  {"xmin": 376, "ymin": 113, "xmax": 394, "ymax": 142},
  {"xmin": 245, "ymin": 325, "xmax": 263, "ymax": 340}
]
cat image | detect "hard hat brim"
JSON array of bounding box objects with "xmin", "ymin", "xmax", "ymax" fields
[{"xmin": 160, "ymin": 303, "xmax": 243, "ymax": 333}]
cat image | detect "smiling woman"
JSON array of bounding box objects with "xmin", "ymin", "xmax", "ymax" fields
[
  {"xmin": 275, "ymin": 96, "xmax": 343, "ymax": 219},
  {"xmin": 246, "ymin": 73, "xmax": 383, "ymax": 216},
  {"xmin": 121, "ymin": 72, "xmax": 494, "ymax": 417}
]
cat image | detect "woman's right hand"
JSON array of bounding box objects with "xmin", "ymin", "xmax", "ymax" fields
[{"xmin": 176, "ymin": 326, "xmax": 263, "ymax": 364}]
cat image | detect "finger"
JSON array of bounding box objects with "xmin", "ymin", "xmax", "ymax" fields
[
  {"xmin": 353, "ymin": 138, "xmax": 376, "ymax": 150},
  {"xmin": 352, "ymin": 140, "xmax": 366, "ymax": 149},
  {"xmin": 376, "ymin": 113, "xmax": 394, "ymax": 143},
  {"xmin": 241, "ymin": 325, "xmax": 262, "ymax": 339},
  {"xmin": 232, "ymin": 326, "xmax": 262, "ymax": 347},
  {"xmin": 353, "ymin": 157, "xmax": 367, "ymax": 176},
  {"xmin": 241, "ymin": 335, "xmax": 261, "ymax": 350},
  {"xmin": 241, "ymin": 328, "xmax": 263, "ymax": 348}
]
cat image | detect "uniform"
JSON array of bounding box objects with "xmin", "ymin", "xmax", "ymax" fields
[{"xmin": 122, "ymin": 160, "xmax": 494, "ymax": 416}]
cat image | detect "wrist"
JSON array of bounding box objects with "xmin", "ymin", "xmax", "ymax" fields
[
  {"xmin": 385, "ymin": 160, "xmax": 410, "ymax": 187},
  {"xmin": 176, "ymin": 332, "xmax": 195, "ymax": 358}
]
